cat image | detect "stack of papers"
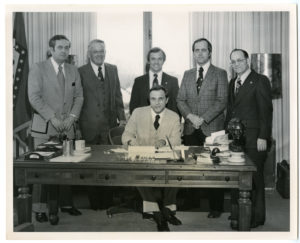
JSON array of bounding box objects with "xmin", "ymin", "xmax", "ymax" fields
[
  {"xmin": 49, "ymin": 153, "xmax": 91, "ymax": 163},
  {"xmin": 205, "ymin": 130, "xmax": 229, "ymax": 145},
  {"xmin": 196, "ymin": 153, "xmax": 212, "ymax": 164}
]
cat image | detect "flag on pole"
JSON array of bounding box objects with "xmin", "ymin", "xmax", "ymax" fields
[{"xmin": 13, "ymin": 12, "xmax": 32, "ymax": 146}]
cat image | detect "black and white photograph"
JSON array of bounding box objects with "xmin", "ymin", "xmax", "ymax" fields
[{"xmin": 5, "ymin": 2, "xmax": 298, "ymax": 241}]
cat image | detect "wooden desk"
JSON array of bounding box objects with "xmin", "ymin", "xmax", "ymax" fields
[{"xmin": 14, "ymin": 145, "xmax": 256, "ymax": 231}]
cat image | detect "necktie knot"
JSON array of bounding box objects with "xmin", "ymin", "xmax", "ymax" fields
[
  {"xmin": 199, "ymin": 67, "xmax": 204, "ymax": 75},
  {"xmin": 154, "ymin": 114, "xmax": 160, "ymax": 130}
]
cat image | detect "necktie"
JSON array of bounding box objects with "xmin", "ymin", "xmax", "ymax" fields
[
  {"xmin": 57, "ymin": 64, "xmax": 65, "ymax": 96},
  {"xmin": 197, "ymin": 67, "xmax": 204, "ymax": 94},
  {"xmin": 154, "ymin": 114, "xmax": 160, "ymax": 130},
  {"xmin": 152, "ymin": 73, "xmax": 158, "ymax": 87},
  {"xmin": 98, "ymin": 66, "xmax": 104, "ymax": 81},
  {"xmin": 235, "ymin": 77, "xmax": 242, "ymax": 96}
]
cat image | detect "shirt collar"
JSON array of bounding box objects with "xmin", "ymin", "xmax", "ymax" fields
[
  {"xmin": 50, "ymin": 57, "xmax": 64, "ymax": 74},
  {"xmin": 237, "ymin": 68, "xmax": 251, "ymax": 85},
  {"xmin": 149, "ymin": 70, "xmax": 163, "ymax": 86},
  {"xmin": 151, "ymin": 107, "xmax": 165, "ymax": 122},
  {"xmin": 196, "ymin": 60, "xmax": 210, "ymax": 79},
  {"xmin": 90, "ymin": 61, "xmax": 105, "ymax": 77}
]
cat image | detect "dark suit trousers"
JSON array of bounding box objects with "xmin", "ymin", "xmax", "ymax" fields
[
  {"xmin": 32, "ymin": 138, "xmax": 73, "ymax": 214},
  {"xmin": 137, "ymin": 187, "xmax": 178, "ymax": 212},
  {"xmin": 183, "ymin": 128, "xmax": 224, "ymax": 212},
  {"xmin": 231, "ymin": 148, "xmax": 266, "ymax": 224}
]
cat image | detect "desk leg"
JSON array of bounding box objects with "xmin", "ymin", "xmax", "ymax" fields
[
  {"xmin": 16, "ymin": 187, "xmax": 32, "ymax": 225},
  {"xmin": 238, "ymin": 190, "xmax": 251, "ymax": 231}
]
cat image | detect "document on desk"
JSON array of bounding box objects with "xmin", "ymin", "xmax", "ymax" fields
[
  {"xmin": 196, "ymin": 153, "xmax": 213, "ymax": 164},
  {"xmin": 33, "ymin": 151, "xmax": 55, "ymax": 157},
  {"xmin": 49, "ymin": 153, "xmax": 91, "ymax": 163},
  {"xmin": 109, "ymin": 148, "xmax": 128, "ymax": 153}
]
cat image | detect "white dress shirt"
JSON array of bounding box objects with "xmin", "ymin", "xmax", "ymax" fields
[
  {"xmin": 151, "ymin": 107, "xmax": 166, "ymax": 124},
  {"xmin": 235, "ymin": 68, "xmax": 251, "ymax": 90},
  {"xmin": 90, "ymin": 61, "xmax": 105, "ymax": 79},
  {"xmin": 196, "ymin": 61, "xmax": 211, "ymax": 80},
  {"xmin": 149, "ymin": 70, "xmax": 163, "ymax": 87},
  {"xmin": 50, "ymin": 57, "xmax": 65, "ymax": 75}
]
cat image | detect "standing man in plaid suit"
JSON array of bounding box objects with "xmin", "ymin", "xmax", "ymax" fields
[{"xmin": 177, "ymin": 38, "xmax": 228, "ymax": 218}]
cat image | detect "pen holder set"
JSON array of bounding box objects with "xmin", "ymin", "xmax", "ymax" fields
[{"xmin": 63, "ymin": 139, "xmax": 74, "ymax": 156}]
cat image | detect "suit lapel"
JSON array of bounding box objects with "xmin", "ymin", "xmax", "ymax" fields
[
  {"xmin": 85, "ymin": 63, "xmax": 100, "ymax": 100},
  {"xmin": 234, "ymin": 71, "xmax": 255, "ymax": 105},
  {"xmin": 63, "ymin": 64, "xmax": 69, "ymax": 102},
  {"xmin": 199, "ymin": 65, "xmax": 214, "ymax": 97},
  {"xmin": 188, "ymin": 68, "xmax": 198, "ymax": 97},
  {"xmin": 228, "ymin": 78, "xmax": 236, "ymax": 105},
  {"xmin": 104, "ymin": 64, "xmax": 114, "ymax": 110},
  {"xmin": 161, "ymin": 73, "xmax": 168, "ymax": 88},
  {"xmin": 46, "ymin": 60, "xmax": 62, "ymax": 97},
  {"xmin": 146, "ymin": 107, "xmax": 153, "ymax": 136},
  {"xmin": 143, "ymin": 74, "xmax": 150, "ymax": 104}
]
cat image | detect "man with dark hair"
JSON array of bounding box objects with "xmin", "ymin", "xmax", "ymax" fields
[
  {"xmin": 129, "ymin": 47, "xmax": 179, "ymax": 115},
  {"xmin": 226, "ymin": 48, "xmax": 273, "ymax": 228},
  {"xmin": 78, "ymin": 39, "xmax": 126, "ymax": 210},
  {"xmin": 28, "ymin": 34, "xmax": 84, "ymax": 225},
  {"xmin": 177, "ymin": 38, "xmax": 228, "ymax": 218},
  {"xmin": 122, "ymin": 85, "xmax": 182, "ymax": 231}
]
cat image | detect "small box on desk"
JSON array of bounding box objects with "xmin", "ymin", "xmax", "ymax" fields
[{"xmin": 276, "ymin": 160, "xmax": 290, "ymax": 199}]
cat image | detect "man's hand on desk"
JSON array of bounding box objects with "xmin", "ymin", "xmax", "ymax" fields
[
  {"xmin": 50, "ymin": 117, "xmax": 64, "ymax": 133},
  {"xmin": 155, "ymin": 139, "xmax": 166, "ymax": 149}
]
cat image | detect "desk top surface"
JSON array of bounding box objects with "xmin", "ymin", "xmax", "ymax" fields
[{"xmin": 14, "ymin": 145, "xmax": 256, "ymax": 172}]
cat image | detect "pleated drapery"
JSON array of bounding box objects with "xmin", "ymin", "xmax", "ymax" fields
[
  {"xmin": 190, "ymin": 12, "xmax": 290, "ymax": 163},
  {"xmin": 23, "ymin": 12, "xmax": 97, "ymax": 67}
]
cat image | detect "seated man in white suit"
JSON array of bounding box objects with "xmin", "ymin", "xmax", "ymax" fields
[{"xmin": 122, "ymin": 85, "xmax": 182, "ymax": 231}]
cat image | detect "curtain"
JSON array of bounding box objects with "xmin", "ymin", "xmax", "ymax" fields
[
  {"xmin": 23, "ymin": 12, "xmax": 97, "ymax": 67},
  {"xmin": 190, "ymin": 12, "xmax": 289, "ymax": 163}
]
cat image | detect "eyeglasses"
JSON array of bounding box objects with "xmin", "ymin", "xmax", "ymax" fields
[{"xmin": 230, "ymin": 59, "xmax": 246, "ymax": 65}]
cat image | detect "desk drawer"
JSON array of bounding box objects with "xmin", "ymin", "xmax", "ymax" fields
[
  {"xmin": 96, "ymin": 170, "xmax": 165, "ymax": 186},
  {"xmin": 167, "ymin": 171, "xmax": 239, "ymax": 188},
  {"xmin": 26, "ymin": 169, "xmax": 97, "ymax": 185}
]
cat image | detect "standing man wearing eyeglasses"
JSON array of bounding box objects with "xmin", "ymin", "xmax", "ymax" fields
[
  {"xmin": 225, "ymin": 49, "xmax": 273, "ymax": 228},
  {"xmin": 78, "ymin": 39, "xmax": 126, "ymax": 210},
  {"xmin": 177, "ymin": 38, "xmax": 228, "ymax": 218}
]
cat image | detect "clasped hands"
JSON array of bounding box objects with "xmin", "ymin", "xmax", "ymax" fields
[
  {"xmin": 50, "ymin": 116, "xmax": 76, "ymax": 133},
  {"xmin": 187, "ymin": 114, "xmax": 205, "ymax": 129}
]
